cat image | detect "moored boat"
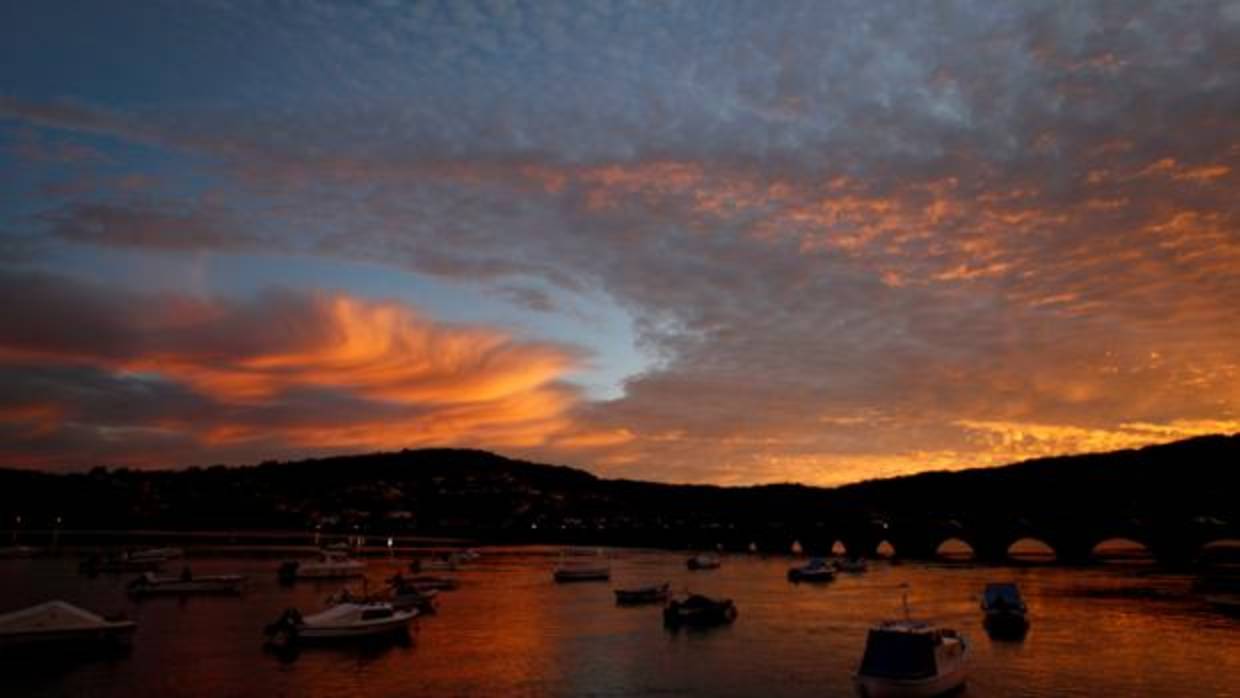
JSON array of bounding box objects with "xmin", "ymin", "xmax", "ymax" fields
[
  {"xmin": 127, "ymin": 570, "xmax": 246, "ymax": 596},
  {"xmin": 128, "ymin": 547, "xmax": 184, "ymax": 562},
  {"xmin": 399, "ymin": 574, "xmax": 460, "ymax": 591},
  {"xmin": 80, "ymin": 552, "xmax": 163, "ymax": 574},
  {"xmin": 614, "ymin": 582, "xmax": 671, "ymax": 604},
  {"xmin": 264, "ymin": 602, "xmax": 416, "ymax": 644},
  {"xmin": 554, "ymin": 561, "xmax": 611, "ymax": 582},
  {"xmin": 788, "ymin": 557, "xmax": 836, "ymax": 583},
  {"xmin": 278, "ymin": 550, "xmax": 365, "ymax": 581},
  {"xmin": 663, "ymin": 594, "xmax": 737, "ymax": 627},
  {"xmin": 854, "ymin": 620, "xmax": 968, "ymax": 697},
  {"xmin": 980, "ymin": 582, "xmax": 1029, "ymax": 638},
  {"xmin": 686, "ymin": 553, "xmax": 721, "ymax": 571},
  {"xmin": 0, "ymin": 601, "xmax": 136, "ymax": 650},
  {"xmin": 836, "ymin": 557, "xmax": 869, "ymax": 573}
]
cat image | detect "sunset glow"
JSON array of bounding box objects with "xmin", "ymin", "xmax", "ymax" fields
[{"xmin": 2, "ymin": 1, "xmax": 1238, "ymax": 484}]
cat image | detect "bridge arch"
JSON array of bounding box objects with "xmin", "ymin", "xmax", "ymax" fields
[
  {"xmin": 935, "ymin": 537, "xmax": 975, "ymax": 561},
  {"xmin": 1197, "ymin": 538, "xmax": 1240, "ymax": 565},
  {"xmin": 875, "ymin": 540, "xmax": 896, "ymax": 558},
  {"xmin": 831, "ymin": 540, "xmax": 847, "ymax": 556},
  {"xmin": 1091, "ymin": 537, "xmax": 1154, "ymax": 563},
  {"xmin": 1007, "ymin": 537, "xmax": 1056, "ymax": 563}
]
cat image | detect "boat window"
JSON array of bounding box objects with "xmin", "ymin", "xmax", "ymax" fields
[{"xmin": 859, "ymin": 630, "xmax": 938, "ymax": 680}]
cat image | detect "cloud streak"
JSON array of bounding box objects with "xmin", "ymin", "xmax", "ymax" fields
[{"xmin": 1, "ymin": 0, "xmax": 1238, "ymax": 482}]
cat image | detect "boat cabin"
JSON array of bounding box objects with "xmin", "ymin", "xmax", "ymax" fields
[
  {"xmin": 858, "ymin": 622, "xmax": 960, "ymax": 680},
  {"xmin": 982, "ymin": 583, "xmax": 1026, "ymax": 612}
]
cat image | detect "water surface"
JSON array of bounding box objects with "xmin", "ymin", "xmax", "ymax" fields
[{"xmin": 3, "ymin": 548, "xmax": 1237, "ymax": 697}]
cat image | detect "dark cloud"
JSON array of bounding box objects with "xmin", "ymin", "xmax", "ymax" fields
[{"xmin": 2, "ymin": 0, "xmax": 1239, "ymax": 481}]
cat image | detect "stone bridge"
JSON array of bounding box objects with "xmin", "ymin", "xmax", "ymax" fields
[{"xmin": 730, "ymin": 513, "xmax": 1239, "ymax": 567}]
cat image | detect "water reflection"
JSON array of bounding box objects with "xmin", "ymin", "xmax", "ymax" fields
[{"xmin": 1, "ymin": 549, "xmax": 1238, "ymax": 697}]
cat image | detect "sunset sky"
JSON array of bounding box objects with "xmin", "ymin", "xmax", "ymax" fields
[{"xmin": 2, "ymin": 1, "xmax": 1239, "ymax": 485}]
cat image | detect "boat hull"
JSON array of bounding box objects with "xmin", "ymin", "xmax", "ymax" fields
[
  {"xmin": 615, "ymin": 586, "xmax": 670, "ymax": 604},
  {"xmin": 554, "ymin": 569, "xmax": 610, "ymax": 582},
  {"xmin": 983, "ymin": 611, "xmax": 1029, "ymax": 639},
  {"xmin": 788, "ymin": 569, "xmax": 835, "ymax": 583},
  {"xmin": 0, "ymin": 624, "xmax": 136, "ymax": 650},
  {"xmin": 129, "ymin": 576, "xmax": 246, "ymax": 596}
]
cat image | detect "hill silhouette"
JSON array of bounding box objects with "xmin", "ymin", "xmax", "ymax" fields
[{"xmin": 1, "ymin": 435, "xmax": 1237, "ymax": 556}]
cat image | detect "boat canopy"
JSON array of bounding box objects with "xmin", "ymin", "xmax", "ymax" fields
[
  {"xmin": 983, "ymin": 583, "xmax": 1024, "ymax": 608},
  {"xmin": 859, "ymin": 629, "xmax": 938, "ymax": 680}
]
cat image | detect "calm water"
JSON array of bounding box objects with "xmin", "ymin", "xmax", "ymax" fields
[{"xmin": 3, "ymin": 548, "xmax": 1238, "ymax": 697}]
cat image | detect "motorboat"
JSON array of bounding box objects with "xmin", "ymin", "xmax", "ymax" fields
[
  {"xmin": 278, "ymin": 550, "xmax": 365, "ymax": 581},
  {"xmin": 458, "ymin": 548, "xmax": 481, "ymax": 561},
  {"xmin": 980, "ymin": 583, "xmax": 1029, "ymax": 638},
  {"xmin": 264, "ymin": 602, "xmax": 416, "ymax": 644},
  {"xmin": 0, "ymin": 601, "xmax": 136, "ymax": 649},
  {"xmin": 614, "ymin": 582, "xmax": 671, "ymax": 605},
  {"xmin": 836, "ymin": 557, "xmax": 869, "ymax": 573},
  {"xmin": 553, "ymin": 560, "xmax": 611, "ymax": 582},
  {"xmin": 854, "ymin": 619, "xmax": 968, "ymax": 697},
  {"xmin": 663, "ymin": 594, "xmax": 737, "ymax": 627},
  {"xmin": 80, "ymin": 552, "xmax": 163, "ymax": 574},
  {"xmin": 128, "ymin": 547, "xmax": 184, "ymax": 562},
  {"xmin": 686, "ymin": 553, "xmax": 721, "ymax": 571},
  {"xmin": 788, "ymin": 558, "xmax": 836, "ymax": 583},
  {"xmin": 127, "ymin": 570, "xmax": 246, "ymax": 596}
]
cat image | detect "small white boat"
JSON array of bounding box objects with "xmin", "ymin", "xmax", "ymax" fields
[
  {"xmin": 0, "ymin": 601, "xmax": 136, "ymax": 649},
  {"xmin": 686, "ymin": 553, "xmax": 721, "ymax": 570},
  {"xmin": 836, "ymin": 557, "xmax": 869, "ymax": 573},
  {"xmin": 788, "ymin": 558, "xmax": 836, "ymax": 583},
  {"xmin": 265, "ymin": 602, "xmax": 416, "ymax": 643},
  {"xmin": 854, "ymin": 619, "xmax": 968, "ymax": 697},
  {"xmin": 127, "ymin": 571, "xmax": 246, "ymax": 596},
  {"xmin": 128, "ymin": 547, "xmax": 184, "ymax": 562},
  {"xmin": 278, "ymin": 551, "xmax": 365, "ymax": 581}
]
